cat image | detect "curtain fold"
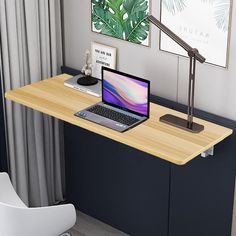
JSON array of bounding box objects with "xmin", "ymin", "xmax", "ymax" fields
[{"xmin": 0, "ymin": 0, "xmax": 64, "ymax": 207}]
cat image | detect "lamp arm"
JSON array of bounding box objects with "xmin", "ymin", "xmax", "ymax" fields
[{"xmin": 148, "ymin": 15, "xmax": 206, "ymax": 63}]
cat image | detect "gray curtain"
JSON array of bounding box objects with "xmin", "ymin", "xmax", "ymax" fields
[{"xmin": 0, "ymin": 0, "xmax": 65, "ymax": 207}]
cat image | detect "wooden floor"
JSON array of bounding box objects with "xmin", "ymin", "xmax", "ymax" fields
[{"xmin": 68, "ymin": 211, "xmax": 129, "ymax": 236}]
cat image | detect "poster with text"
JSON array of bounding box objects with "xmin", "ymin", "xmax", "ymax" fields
[
  {"xmin": 160, "ymin": 0, "xmax": 232, "ymax": 67},
  {"xmin": 91, "ymin": 42, "xmax": 117, "ymax": 79}
]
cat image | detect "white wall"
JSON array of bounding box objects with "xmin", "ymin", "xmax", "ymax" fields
[{"xmin": 64, "ymin": 0, "xmax": 236, "ymax": 121}]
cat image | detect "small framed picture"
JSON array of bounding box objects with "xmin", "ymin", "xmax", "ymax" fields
[{"xmin": 91, "ymin": 42, "xmax": 117, "ymax": 80}]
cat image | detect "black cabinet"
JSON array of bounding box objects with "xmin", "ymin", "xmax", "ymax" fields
[
  {"xmin": 169, "ymin": 137, "xmax": 235, "ymax": 236},
  {"xmin": 64, "ymin": 96, "xmax": 236, "ymax": 236},
  {"xmin": 65, "ymin": 124, "xmax": 170, "ymax": 236}
]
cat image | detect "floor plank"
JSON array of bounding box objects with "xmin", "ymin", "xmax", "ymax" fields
[{"xmin": 68, "ymin": 211, "xmax": 129, "ymax": 236}]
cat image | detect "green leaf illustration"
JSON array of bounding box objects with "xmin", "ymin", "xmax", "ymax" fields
[
  {"xmin": 123, "ymin": 0, "xmax": 149, "ymax": 44},
  {"xmin": 123, "ymin": 0, "xmax": 149, "ymax": 15},
  {"xmin": 162, "ymin": 0, "xmax": 186, "ymax": 15},
  {"xmin": 92, "ymin": 0, "xmax": 149, "ymax": 45},
  {"xmin": 92, "ymin": 1, "xmax": 123, "ymax": 38}
]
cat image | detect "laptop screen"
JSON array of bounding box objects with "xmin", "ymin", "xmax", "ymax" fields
[{"xmin": 102, "ymin": 67, "xmax": 150, "ymax": 117}]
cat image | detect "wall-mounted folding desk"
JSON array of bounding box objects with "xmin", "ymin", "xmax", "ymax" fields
[
  {"xmin": 5, "ymin": 74, "xmax": 235, "ymax": 236},
  {"xmin": 5, "ymin": 74, "xmax": 232, "ymax": 165}
]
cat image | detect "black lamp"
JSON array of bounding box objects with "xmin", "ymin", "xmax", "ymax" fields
[{"xmin": 149, "ymin": 15, "xmax": 206, "ymax": 133}]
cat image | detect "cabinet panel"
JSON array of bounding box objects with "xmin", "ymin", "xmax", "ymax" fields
[
  {"xmin": 169, "ymin": 136, "xmax": 236, "ymax": 236},
  {"xmin": 64, "ymin": 124, "xmax": 170, "ymax": 236}
]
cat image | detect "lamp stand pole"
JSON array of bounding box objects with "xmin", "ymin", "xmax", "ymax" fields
[
  {"xmin": 187, "ymin": 54, "xmax": 196, "ymax": 128},
  {"xmin": 160, "ymin": 50, "xmax": 204, "ymax": 133},
  {"xmin": 187, "ymin": 51, "xmax": 204, "ymax": 132}
]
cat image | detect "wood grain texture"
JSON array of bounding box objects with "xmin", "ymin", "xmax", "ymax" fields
[{"xmin": 5, "ymin": 74, "xmax": 233, "ymax": 165}]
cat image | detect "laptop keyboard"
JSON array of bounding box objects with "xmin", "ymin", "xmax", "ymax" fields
[{"xmin": 88, "ymin": 105, "xmax": 139, "ymax": 126}]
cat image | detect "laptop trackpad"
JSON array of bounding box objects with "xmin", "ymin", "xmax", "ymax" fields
[
  {"xmin": 75, "ymin": 111, "xmax": 129, "ymax": 132},
  {"xmin": 92, "ymin": 114, "xmax": 128, "ymax": 131}
]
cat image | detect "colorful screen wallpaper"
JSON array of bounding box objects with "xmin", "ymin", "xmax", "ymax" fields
[{"xmin": 103, "ymin": 71, "xmax": 149, "ymax": 116}]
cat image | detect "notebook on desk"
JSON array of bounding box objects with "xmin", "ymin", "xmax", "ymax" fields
[{"xmin": 75, "ymin": 67, "xmax": 150, "ymax": 132}]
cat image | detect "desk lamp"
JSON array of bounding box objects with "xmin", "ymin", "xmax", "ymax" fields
[{"xmin": 149, "ymin": 15, "xmax": 206, "ymax": 133}]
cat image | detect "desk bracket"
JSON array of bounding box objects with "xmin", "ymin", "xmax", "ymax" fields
[{"xmin": 201, "ymin": 146, "xmax": 214, "ymax": 158}]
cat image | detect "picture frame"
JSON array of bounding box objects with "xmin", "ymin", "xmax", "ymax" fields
[
  {"xmin": 160, "ymin": 0, "xmax": 233, "ymax": 68},
  {"xmin": 91, "ymin": 0, "xmax": 151, "ymax": 47},
  {"xmin": 91, "ymin": 42, "xmax": 117, "ymax": 80}
]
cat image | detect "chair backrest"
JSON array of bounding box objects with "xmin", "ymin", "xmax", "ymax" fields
[
  {"xmin": 0, "ymin": 172, "xmax": 76, "ymax": 236},
  {"xmin": 0, "ymin": 172, "xmax": 26, "ymax": 207},
  {"xmin": 0, "ymin": 172, "xmax": 28, "ymax": 235}
]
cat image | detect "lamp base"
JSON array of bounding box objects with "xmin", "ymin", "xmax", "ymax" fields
[{"xmin": 160, "ymin": 114, "xmax": 204, "ymax": 133}]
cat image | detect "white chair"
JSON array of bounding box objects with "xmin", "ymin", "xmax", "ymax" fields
[{"xmin": 0, "ymin": 172, "xmax": 76, "ymax": 236}]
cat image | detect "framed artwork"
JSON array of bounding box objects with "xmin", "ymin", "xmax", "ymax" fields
[
  {"xmin": 91, "ymin": 0, "xmax": 150, "ymax": 46},
  {"xmin": 91, "ymin": 42, "xmax": 117, "ymax": 79},
  {"xmin": 160, "ymin": 0, "xmax": 232, "ymax": 67}
]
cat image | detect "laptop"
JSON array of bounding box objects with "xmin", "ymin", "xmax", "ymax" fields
[{"xmin": 75, "ymin": 67, "xmax": 150, "ymax": 132}]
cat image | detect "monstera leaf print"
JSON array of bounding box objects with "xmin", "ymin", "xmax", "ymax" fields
[
  {"xmin": 92, "ymin": 0, "xmax": 150, "ymax": 45},
  {"xmin": 162, "ymin": 0, "xmax": 186, "ymax": 15},
  {"xmin": 123, "ymin": 0, "xmax": 149, "ymax": 44},
  {"xmin": 92, "ymin": 0, "xmax": 123, "ymax": 38}
]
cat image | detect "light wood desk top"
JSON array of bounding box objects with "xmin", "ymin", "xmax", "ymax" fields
[{"xmin": 5, "ymin": 74, "xmax": 233, "ymax": 165}]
